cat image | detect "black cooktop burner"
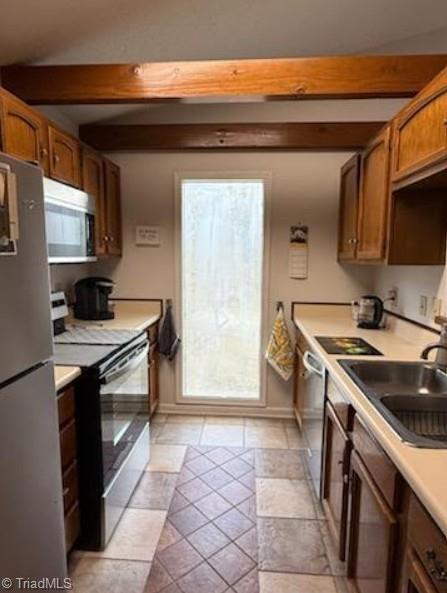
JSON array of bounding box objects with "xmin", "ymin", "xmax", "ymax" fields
[{"xmin": 315, "ymin": 337, "xmax": 383, "ymax": 356}]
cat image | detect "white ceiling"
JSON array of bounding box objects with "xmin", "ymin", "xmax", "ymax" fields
[
  {"xmin": 2, "ymin": 0, "xmax": 447, "ymax": 65},
  {"xmin": 2, "ymin": 0, "xmax": 447, "ymax": 125}
]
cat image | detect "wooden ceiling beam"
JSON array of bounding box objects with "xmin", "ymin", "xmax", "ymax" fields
[
  {"xmin": 2, "ymin": 55, "xmax": 447, "ymax": 104},
  {"xmin": 79, "ymin": 122, "xmax": 387, "ymax": 151}
]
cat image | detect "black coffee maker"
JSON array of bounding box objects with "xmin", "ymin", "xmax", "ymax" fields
[{"xmin": 73, "ymin": 277, "xmax": 115, "ymax": 320}]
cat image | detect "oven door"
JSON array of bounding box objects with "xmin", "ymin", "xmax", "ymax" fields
[
  {"xmin": 100, "ymin": 339, "xmax": 149, "ymax": 487},
  {"xmin": 99, "ymin": 338, "xmax": 150, "ymax": 545},
  {"xmin": 45, "ymin": 198, "xmax": 96, "ymax": 263}
]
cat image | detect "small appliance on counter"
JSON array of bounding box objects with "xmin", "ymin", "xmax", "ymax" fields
[
  {"xmin": 74, "ymin": 276, "xmax": 115, "ymax": 320},
  {"xmin": 357, "ymin": 295, "xmax": 384, "ymax": 329}
]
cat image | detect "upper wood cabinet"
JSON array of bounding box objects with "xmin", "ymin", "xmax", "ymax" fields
[
  {"xmin": 1, "ymin": 92, "xmax": 49, "ymax": 175},
  {"xmin": 82, "ymin": 147, "xmax": 107, "ymax": 256},
  {"xmin": 356, "ymin": 126, "xmax": 392, "ymax": 261},
  {"xmin": 49, "ymin": 126, "xmax": 81, "ymax": 188},
  {"xmin": 392, "ymin": 70, "xmax": 447, "ymax": 186},
  {"xmin": 338, "ymin": 154, "xmax": 360, "ymax": 261},
  {"xmin": 103, "ymin": 158, "xmax": 122, "ymax": 257}
]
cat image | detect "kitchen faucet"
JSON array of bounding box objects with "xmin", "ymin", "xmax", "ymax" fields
[{"xmin": 421, "ymin": 324, "xmax": 447, "ymax": 368}]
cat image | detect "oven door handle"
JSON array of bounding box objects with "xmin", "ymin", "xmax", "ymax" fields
[
  {"xmin": 101, "ymin": 345, "xmax": 149, "ymax": 385},
  {"xmin": 303, "ymin": 350, "xmax": 325, "ymax": 377}
]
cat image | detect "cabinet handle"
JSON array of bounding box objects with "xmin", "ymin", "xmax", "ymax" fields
[
  {"xmin": 103, "ymin": 235, "xmax": 109, "ymax": 242},
  {"xmin": 63, "ymin": 487, "xmax": 70, "ymax": 497},
  {"xmin": 53, "ymin": 153, "xmax": 60, "ymax": 165},
  {"xmin": 109, "ymin": 236, "xmax": 115, "ymax": 243},
  {"xmin": 40, "ymin": 146, "xmax": 48, "ymax": 158},
  {"xmin": 426, "ymin": 549, "xmax": 447, "ymax": 582}
]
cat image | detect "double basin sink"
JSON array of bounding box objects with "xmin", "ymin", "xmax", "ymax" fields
[{"xmin": 340, "ymin": 360, "xmax": 447, "ymax": 448}]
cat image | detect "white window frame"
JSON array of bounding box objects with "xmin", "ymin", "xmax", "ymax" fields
[{"xmin": 174, "ymin": 171, "xmax": 272, "ymax": 407}]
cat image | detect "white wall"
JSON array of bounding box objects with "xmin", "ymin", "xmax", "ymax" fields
[{"xmin": 103, "ymin": 151, "xmax": 373, "ymax": 414}]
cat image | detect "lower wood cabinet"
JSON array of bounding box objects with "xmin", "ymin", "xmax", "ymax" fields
[
  {"xmin": 404, "ymin": 550, "xmax": 438, "ymax": 593},
  {"xmin": 147, "ymin": 322, "xmax": 160, "ymax": 417},
  {"xmin": 322, "ymin": 400, "xmax": 351, "ymax": 561},
  {"xmin": 347, "ymin": 450, "xmax": 398, "ymax": 593},
  {"xmin": 57, "ymin": 384, "xmax": 80, "ymax": 553}
]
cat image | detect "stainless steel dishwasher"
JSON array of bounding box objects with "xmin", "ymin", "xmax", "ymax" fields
[{"xmin": 301, "ymin": 349, "xmax": 326, "ymax": 496}]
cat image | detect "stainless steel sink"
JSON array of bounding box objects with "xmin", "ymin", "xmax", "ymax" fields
[
  {"xmin": 341, "ymin": 360, "xmax": 447, "ymax": 396},
  {"xmin": 339, "ymin": 360, "xmax": 447, "ymax": 448}
]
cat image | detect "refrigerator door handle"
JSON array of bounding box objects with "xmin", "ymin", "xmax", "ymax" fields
[{"xmin": 0, "ymin": 165, "xmax": 20, "ymax": 242}]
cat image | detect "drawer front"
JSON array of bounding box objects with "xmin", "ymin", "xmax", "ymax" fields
[
  {"xmin": 352, "ymin": 415, "xmax": 398, "ymax": 509},
  {"xmin": 62, "ymin": 461, "xmax": 79, "ymax": 514},
  {"xmin": 64, "ymin": 502, "xmax": 80, "ymax": 552},
  {"xmin": 60, "ymin": 419, "xmax": 77, "ymax": 471},
  {"xmin": 295, "ymin": 327, "xmax": 309, "ymax": 354},
  {"xmin": 57, "ymin": 385, "xmax": 75, "ymax": 428},
  {"xmin": 409, "ymin": 495, "xmax": 447, "ymax": 593},
  {"xmin": 326, "ymin": 375, "xmax": 354, "ymax": 431}
]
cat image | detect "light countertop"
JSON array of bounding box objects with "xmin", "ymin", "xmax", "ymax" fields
[
  {"xmin": 54, "ymin": 299, "xmax": 162, "ymax": 390},
  {"xmin": 293, "ymin": 304, "xmax": 447, "ymax": 536},
  {"xmin": 54, "ymin": 366, "xmax": 81, "ymax": 391},
  {"xmin": 68, "ymin": 299, "xmax": 162, "ymax": 332}
]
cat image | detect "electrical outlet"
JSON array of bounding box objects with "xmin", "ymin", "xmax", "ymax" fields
[
  {"xmin": 419, "ymin": 295, "xmax": 428, "ymax": 317},
  {"xmin": 388, "ymin": 287, "xmax": 398, "ymax": 307}
]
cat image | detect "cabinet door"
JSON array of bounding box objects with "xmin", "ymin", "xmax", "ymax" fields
[
  {"xmin": 322, "ymin": 401, "xmax": 351, "ymax": 561},
  {"xmin": 338, "ymin": 154, "xmax": 360, "ymax": 261},
  {"xmin": 404, "ymin": 550, "xmax": 438, "ymax": 593},
  {"xmin": 356, "ymin": 126, "xmax": 391, "ymax": 261},
  {"xmin": 347, "ymin": 451, "xmax": 398, "ymax": 593},
  {"xmin": 1, "ymin": 93, "xmax": 49, "ymax": 174},
  {"xmin": 393, "ymin": 83, "xmax": 447, "ymax": 183},
  {"xmin": 104, "ymin": 159, "xmax": 122, "ymax": 256},
  {"xmin": 293, "ymin": 346, "xmax": 306, "ymax": 428},
  {"xmin": 82, "ymin": 148, "xmax": 107, "ymax": 256},
  {"xmin": 49, "ymin": 126, "xmax": 81, "ymax": 188},
  {"xmin": 149, "ymin": 343, "xmax": 160, "ymax": 417}
]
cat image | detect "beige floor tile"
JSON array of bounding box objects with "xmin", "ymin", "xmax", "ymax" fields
[
  {"xmin": 146, "ymin": 444, "xmax": 187, "ymax": 473},
  {"xmin": 244, "ymin": 417, "xmax": 286, "ymax": 427},
  {"xmin": 259, "ymin": 572, "xmax": 337, "ymax": 593},
  {"xmin": 93, "ymin": 509, "xmax": 166, "ymax": 562},
  {"xmin": 151, "ymin": 414, "xmax": 168, "ymax": 425},
  {"xmin": 156, "ymin": 423, "xmax": 203, "ymax": 445},
  {"xmin": 166, "ymin": 414, "xmax": 205, "ymax": 424},
  {"xmin": 200, "ymin": 424, "xmax": 244, "ymax": 447},
  {"xmin": 205, "ymin": 416, "xmax": 244, "ymax": 425},
  {"xmin": 256, "ymin": 478, "xmax": 316, "ymax": 518},
  {"xmin": 245, "ymin": 426, "xmax": 288, "ymax": 449},
  {"xmin": 286, "ymin": 426, "xmax": 306, "ymax": 449},
  {"xmin": 70, "ymin": 558, "xmax": 150, "ymax": 593}
]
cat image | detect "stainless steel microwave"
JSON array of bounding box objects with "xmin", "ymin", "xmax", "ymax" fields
[{"xmin": 44, "ymin": 178, "xmax": 96, "ymax": 264}]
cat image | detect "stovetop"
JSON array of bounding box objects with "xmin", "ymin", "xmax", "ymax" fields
[
  {"xmin": 54, "ymin": 327, "xmax": 140, "ymax": 346},
  {"xmin": 52, "ymin": 327, "xmax": 143, "ymax": 367},
  {"xmin": 52, "ymin": 343, "xmax": 119, "ymax": 368},
  {"xmin": 315, "ymin": 336, "xmax": 383, "ymax": 356}
]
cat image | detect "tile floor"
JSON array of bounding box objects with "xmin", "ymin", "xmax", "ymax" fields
[{"xmin": 69, "ymin": 414, "xmax": 348, "ymax": 593}]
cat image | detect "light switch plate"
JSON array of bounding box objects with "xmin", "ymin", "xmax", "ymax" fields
[{"xmin": 136, "ymin": 225, "xmax": 161, "ymax": 246}]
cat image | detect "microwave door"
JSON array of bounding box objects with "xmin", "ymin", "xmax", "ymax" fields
[{"xmin": 45, "ymin": 200, "xmax": 96, "ymax": 263}]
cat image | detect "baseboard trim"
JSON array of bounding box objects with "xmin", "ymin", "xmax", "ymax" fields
[{"xmin": 157, "ymin": 402, "xmax": 295, "ymax": 419}]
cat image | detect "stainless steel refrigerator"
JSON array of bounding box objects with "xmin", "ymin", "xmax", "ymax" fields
[{"xmin": 0, "ymin": 153, "xmax": 67, "ymax": 588}]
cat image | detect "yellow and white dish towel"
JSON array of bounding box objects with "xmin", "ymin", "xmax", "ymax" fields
[{"xmin": 265, "ymin": 306, "xmax": 294, "ymax": 381}]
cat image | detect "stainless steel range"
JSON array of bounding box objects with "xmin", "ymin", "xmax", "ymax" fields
[{"xmin": 51, "ymin": 293, "xmax": 151, "ymax": 550}]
